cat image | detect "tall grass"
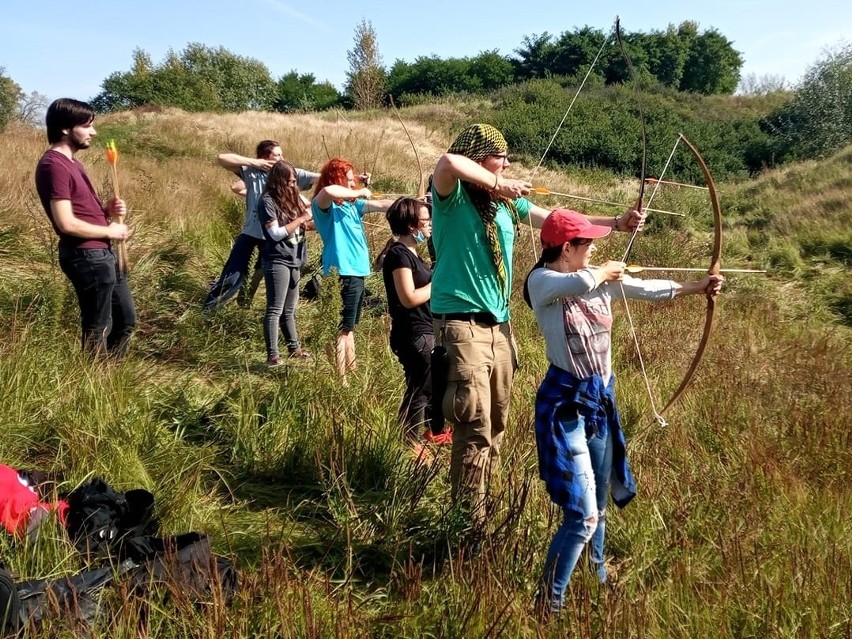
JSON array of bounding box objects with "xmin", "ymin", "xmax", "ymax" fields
[{"xmin": 0, "ymin": 109, "xmax": 849, "ymax": 637}]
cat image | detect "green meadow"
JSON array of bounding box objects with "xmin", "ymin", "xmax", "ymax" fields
[{"xmin": 0, "ymin": 103, "xmax": 849, "ymax": 637}]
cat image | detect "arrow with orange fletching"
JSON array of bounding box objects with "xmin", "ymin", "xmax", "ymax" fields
[
  {"xmin": 530, "ymin": 186, "xmax": 686, "ymax": 217},
  {"xmin": 105, "ymin": 139, "xmax": 129, "ymax": 275}
]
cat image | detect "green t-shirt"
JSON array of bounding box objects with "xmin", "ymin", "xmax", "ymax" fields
[{"xmin": 431, "ymin": 182, "xmax": 531, "ymax": 323}]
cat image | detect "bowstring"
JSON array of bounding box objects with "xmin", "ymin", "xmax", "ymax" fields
[
  {"xmin": 618, "ymin": 135, "xmax": 683, "ymax": 427},
  {"xmin": 525, "ymin": 33, "xmax": 612, "ymax": 264}
]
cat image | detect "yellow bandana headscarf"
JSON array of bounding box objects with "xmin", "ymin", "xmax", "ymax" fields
[
  {"xmin": 446, "ymin": 124, "xmax": 513, "ymax": 301},
  {"xmin": 447, "ymin": 124, "xmax": 508, "ymax": 162}
]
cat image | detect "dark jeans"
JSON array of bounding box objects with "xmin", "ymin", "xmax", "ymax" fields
[
  {"xmin": 59, "ymin": 247, "xmax": 136, "ymax": 357},
  {"xmin": 338, "ymin": 275, "xmax": 365, "ymax": 332},
  {"xmin": 263, "ymin": 262, "xmax": 301, "ymax": 357},
  {"xmin": 391, "ymin": 332, "xmax": 434, "ymax": 438},
  {"xmin": 204, "ymin": 234, "xmax": 263, "ymax": 311}
]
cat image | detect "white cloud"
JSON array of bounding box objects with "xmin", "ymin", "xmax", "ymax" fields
[{"xmin": 255, "ymin": 0, "xmax": 329, "ymax": 32}]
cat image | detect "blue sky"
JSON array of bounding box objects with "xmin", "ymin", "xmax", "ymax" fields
[{"xmin": 1, "ymin": 0, "xmax": 848, "ymax": 101}]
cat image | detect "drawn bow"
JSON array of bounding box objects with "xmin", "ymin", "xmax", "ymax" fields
[
  {"xmin": 615, "ymin": 19, "xmax": 722, "ymax": 422},
  {"xmin": 656, "ymin": 134, "xmax": 723, "ymax": 417}
]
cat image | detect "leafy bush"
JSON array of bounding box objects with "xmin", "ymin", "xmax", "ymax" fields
[
  {"xmin": 491, "ymin": 79, "xmax": 777, "ymax": 180},
  {"xmin": 761, "ymin": 42, "xmax": 852, "ymax": 161}
]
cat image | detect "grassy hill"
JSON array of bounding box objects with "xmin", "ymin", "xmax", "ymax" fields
[{"xmin": 0, "ymin": 107, "xmax": 850, "ymax": 637}]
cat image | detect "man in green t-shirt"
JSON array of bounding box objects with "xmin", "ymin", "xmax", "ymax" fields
[{"xmin": 431, "ymin": 123, "xmax": 642, "ymax": 524}]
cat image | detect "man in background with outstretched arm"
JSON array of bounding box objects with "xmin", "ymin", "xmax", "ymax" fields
[
  {"xmin": 204, "ymin": 140, "xmax": 318, "ymax": 311},
  {"xmin": 35, "ymin": 98, "xmax": 135, "ymax": 357}
]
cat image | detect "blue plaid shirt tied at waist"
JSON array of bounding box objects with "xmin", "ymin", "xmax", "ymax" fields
[{"xmin": 534, "ymin": 364, "xmax": 637, "ymax": 514}]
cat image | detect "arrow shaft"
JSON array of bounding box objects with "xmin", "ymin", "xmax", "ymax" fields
[
  {"xmin": 627, "ymin": 266, "xmax": 765, "ymax": 274},
  {"xmin": 533, "ymin": 189, "xmax": 685, "ymax": 217},
  {"xmin": 646, "ymin": 178, "xmax": 708, "ymax": 191}
]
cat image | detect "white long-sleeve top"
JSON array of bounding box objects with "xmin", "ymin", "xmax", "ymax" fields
[{"xmin": 527, "ymin": 267, "xmax": 676, "ymax": 385}]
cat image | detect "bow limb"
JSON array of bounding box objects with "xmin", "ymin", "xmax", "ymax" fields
[
  {"xmin": 389, "ymin": 97, "xmax": 426, "ymax": 198},
  {"xmin": 657, "ymin": 133, "xmax": 723, "ymax": 417}
]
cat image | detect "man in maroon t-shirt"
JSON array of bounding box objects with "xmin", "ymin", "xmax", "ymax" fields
[{"xmin": 35, "ymin": 98, "xmax": 136, "ymax": 356}]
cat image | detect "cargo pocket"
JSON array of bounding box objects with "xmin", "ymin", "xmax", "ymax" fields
[{"xmin": 442, "ymin": 364, "xmax": 481, "ymax": 424}]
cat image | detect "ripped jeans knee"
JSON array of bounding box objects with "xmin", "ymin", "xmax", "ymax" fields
[{"xmin": 581, "ymin": 512, "xmax": 599, "ymax": 542}]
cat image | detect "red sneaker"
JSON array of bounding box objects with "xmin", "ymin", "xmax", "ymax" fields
[{"xmin": 423, "ymin": 428, "xmax": 453, "ymax": 446}]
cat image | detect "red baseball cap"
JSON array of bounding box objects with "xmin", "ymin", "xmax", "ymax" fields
[{"xmin": 540, "ymin": 209, "xmax": 612, "ymax": 248}]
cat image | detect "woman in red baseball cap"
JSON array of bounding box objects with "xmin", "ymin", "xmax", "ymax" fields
[{"xmin": 524, "ymin": 209, "xmax": 724, "ymax": 617}]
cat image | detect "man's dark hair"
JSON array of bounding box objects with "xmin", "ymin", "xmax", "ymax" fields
[
  {"xmin": 45, "ymin": 98, "xmax": 96, "ymax": 144},
  {"xmin": 256, "ymin": 140, "xmax": 280, "ymax": 159}
]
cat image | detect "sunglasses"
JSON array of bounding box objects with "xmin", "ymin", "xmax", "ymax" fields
[{"xmin": 570, "ymin": 238, "xmax": 594, "ymax": 246}]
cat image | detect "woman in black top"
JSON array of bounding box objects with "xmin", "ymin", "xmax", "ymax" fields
[
  {"xmin": 382, "ymin": 197, "xmax": 449, "ymax": 444},
  {"xmin": 257, "ymin": 161, "xmax": 313, "ymax": 366}
]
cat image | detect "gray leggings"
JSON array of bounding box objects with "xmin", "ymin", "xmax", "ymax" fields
[{"xmin": 263, "ymin": 262, "xmax": 301, "ymax": 357}]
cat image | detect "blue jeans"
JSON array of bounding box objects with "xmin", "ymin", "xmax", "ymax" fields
[
  {"xmin": 263, "ymin": 261, "xmax": 301, "ymax": 357},
  {"xmin": 58, "ymin": 247, "xmax": 136, "ymax": 357},
  {"xmin": 540, "ymin": 411, "xmax": 613, "ymax": 614},
  {"xmin": 204, "ymin": 234, "xmax": 263, "ymax": 311}
]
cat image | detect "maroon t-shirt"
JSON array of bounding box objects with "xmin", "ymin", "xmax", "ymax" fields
[{"xmin": 35, "ymin": 149, "xmax": 109, "ymax": 249}]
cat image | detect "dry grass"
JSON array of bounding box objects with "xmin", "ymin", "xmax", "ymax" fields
[{"xmin": 1, "ymin": 108, "xmax": 851, "ymax": 637}]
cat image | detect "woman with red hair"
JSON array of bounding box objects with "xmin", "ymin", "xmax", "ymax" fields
[{"xmin": 311, "ymin": 158, "xmax": 393, "ymax": 381}]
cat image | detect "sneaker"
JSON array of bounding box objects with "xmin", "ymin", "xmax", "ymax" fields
[
  {"xmin": 267, "ymin": 355, "xmax": 282, "ymax": 368},
  {"xmin": 423, "ymin": 428, "xmax": 453, "ymax": 446},
  {"xmin": 288, "ymin": 349, "xmax": 312, "ymax": 359}
]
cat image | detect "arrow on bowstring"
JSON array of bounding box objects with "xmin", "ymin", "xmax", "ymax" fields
[
  {"xmin": 626, "ymin": 265, "xmax": 765, "ymax": 275},
  {"xmin": 530, "ymin": 186, "xmax": 685, "ymax": 217},
  {"xmin": 645, "ymin": 177, "xmax": 708, "ymax": 191}
]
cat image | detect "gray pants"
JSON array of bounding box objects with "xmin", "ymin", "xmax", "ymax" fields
[{"xmin": 263, "ymin": 262, "xmax": 301, "ymax": 357}]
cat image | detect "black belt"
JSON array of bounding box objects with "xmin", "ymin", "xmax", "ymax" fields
[{"xmin": 441, "ymin": 312, "xmax": 499, "ymax": 326}]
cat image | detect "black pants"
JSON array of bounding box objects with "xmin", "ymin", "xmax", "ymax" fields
[
  {"xmin": 391, "ymin": 333, "xmax": 434, "ymax": 438},
  {"xmin": 59, "ymin": 247, "xmax": 136, "ymax": 357}
]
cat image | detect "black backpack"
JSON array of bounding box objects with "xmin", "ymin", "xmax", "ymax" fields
[
  {"xmin": 1, "ymin": 561, "xmax": 132, "ymax": 633},
  {"xmin": 124, "ymin": 532, "xmax": 238, "ymax": 603},
  {"xmin": 64, "ymin": 478, "xmax": 158, "ymax": 558}
]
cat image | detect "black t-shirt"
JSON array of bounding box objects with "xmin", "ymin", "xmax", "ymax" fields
[
  {"xmin": 382, "ymin": 242, "xmax": 433, "ymax": 343},
  {"xmin": 257, "ymin": 194, "xmax": 307, "ymax": 266}
]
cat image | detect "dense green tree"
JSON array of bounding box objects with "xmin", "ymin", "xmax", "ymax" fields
[
  {"xmin": 92, "ymin": 45, "xmax": 275, "ymax": 112},
  {"xmin": 0, "ymin": 67, "xmax": 24, "ymax": 131},
  {"xmin": 387, "ymin": 51, "xmax": 514, "ymax": 100},
  {"xmin": 387, "ymin": 56, "xmax": 468, "ymax": 97},
  {"xmin": 510, "ymin": 23, "xmax": 742, "ymax": 95},
  {"xmin": 678, "ymin": 23, "xmax": 742, "ymax": 94},
  {"xmin": 179, "ymin": 43, "xmax": 275, "ymax": 110},
  {"xmin": 552, "ymin": 27, "xmax": 609, "ymax": 79},
  {"xmin": 644, "ymin": 25, "xmax": 690, "ymax": 88},
  {"xmin": 602, "ymin": 29, "xmax": 651, "ymax": 86},
  {"xmin": 273, "ymin": 71, "xmax": 342, "ymax": 112},
  {"xmin": 512, "ymin": 33, "xmax": 557, "ymax": 80},
  {"xmin": 467, "ymin": 50, "xmax": 516, "ymax": 92}
]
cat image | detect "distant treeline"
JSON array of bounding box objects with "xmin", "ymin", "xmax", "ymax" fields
[
  {"xmin": 89, "ymin": 23, "xmax": 741, "ymax": 115},
  {"xmin": 389, "ymin": 22, "xmax": 742, "ymax": 101},
  {"xmin": 2, "ymin": 29, "xmax": 848, "ymax": 178}
]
